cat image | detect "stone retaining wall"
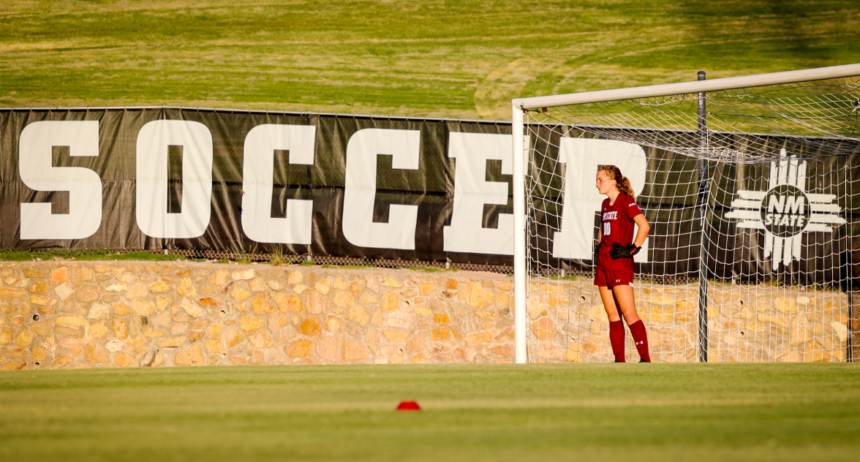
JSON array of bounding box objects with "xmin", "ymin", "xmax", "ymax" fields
[
  {"xmin": 0, "ymin": 261, "xmax": 517, "ymax": 370},
  {"xmin": 0, "ymin": 261, "xmax": 852, "ymax": 370}
]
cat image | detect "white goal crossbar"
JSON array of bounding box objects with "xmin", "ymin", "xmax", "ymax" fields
[{"xmin": 511, "ymin": 63, "xmax": 860, "ymax": 364}]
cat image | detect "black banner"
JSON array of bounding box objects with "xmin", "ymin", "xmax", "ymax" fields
[{"xmin": 1, "ymin": 108, "xmax": 858, "ymax": 283}]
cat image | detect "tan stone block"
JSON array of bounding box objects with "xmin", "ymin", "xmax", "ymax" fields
[
  {"xmin": 406, "ymin": 335, "xmax": 429, "ymax": 354},
  {"xmin": 274, "ymin": 293, "xmax": 302, "ymax": 313},
  {"xmin": 531, "ymin": 318, "xmax": 557, "ymax": 340},
  {"xmin": 287, "ymin": 271, "xmax": 303, "ymax": 285},
  {"xmin": 51, "ymin": 354, "xmax": 74, "ymax": 368},
  {"xmin": 74, "ymin": 285, "xmax": 99, "ymax": 303},
  {"xmin": 85, "ymin": 343, "xmax": 111, "ymax": 363},
  {"xmin": 300, "ymin": 317, "xmax": 321, "ymax": 336},
  {"xmin": 31, "ymin": 320, "xmax": 51, "ymax": 337},
  {"xmin": 432, "ymin": 327, "xmax": 452, "ymax": 340},
  {"xmin": 343, "ymin": 338, "xmax": 369, "ymax": 362},
  {"xmin": 267, "ymin": 313, "xmax": 288, "ymax": 331},
  {"xmin": 564, "ymin": 345, "xmax": 583, "ymax": 362},
  {"xmin": 87, "ymin": 303, "xmax": 110, "ymax": 320},
  {"xmin": 153, "ymin": 296, "xmax": 170, "ymax": 312},
  {"xmin": 417, "ymin": 282, "xmax": 435, "ymax": 296},
  {"xmin": 0, "ymin": 287, "xmax": 27, "ymax": 301},
  {"xmin": 459, "ymin": 282, "xmax": 494, "ymax": 308},
  {"xmin": 496, "ymin": 280, "xmax": 513, "ymax": 292},
  {"xmin": 249, "ymin": 330, "xmax": 274, "ymax": 348},
  {"xmin": 89, "ymin": 322, "xmax": 109, "ymax": 339},
  {"xmin": 250, "ymin": 277, "xmax": 267, "ymax": 292},
  {"xmin": 325, "ymin": 316, "xmax": 343, "ymax": 333},
  {"xmin": 125, "ymin": 283, "xmax": 148, "ymax": 299},
  {"xmin": 59, "ymin": 337, "xmax": 84, "ymax": 355},
  {"xmin": 333, "ymin": 291, "xmax": 356, "ymax": 308},
  {"xmin": 175, "ymin": 343, "xmax": 205, "ymax": 366},
  {"xmin": 112, "ymin": 303, "xmax": 131, "ymax": 316},
  {"xmin": 371, "ymin": 309, "xmax": 384, "ymax": 327},
  {"xmin": 50, "ymin": 267, "xmax": 69, "ymax": 283},
  {"xmin": 10, "ymin": 316, "xmax": 25, "ymax": 328},
  {"xmin": 206, "ymin": 322, "xmax": 223, "ymax": 338},
  {"xmin": 413, "ymin": 305, "xmax": 431, "ymax": 317},
  {"xmin": 382, "ymin": 291, "xmax": 399, "ymax": 312},
  {"xmin": 29, "ymin": 281, "xmax": 48, "ymax": 295},
  {"xmin": 205, "ymin": 338, "xmax": 224, "ymax": 354},
  {"xmin": 178, "ymin": 298, "xmax": 204, "ymax": 318},
  {"xmin": 230, "ymin": 285, "xmax": 252, "ymax": 302},
  {"xmin": 71, "ymin": 266, "xmax": 93, "ymax": 283},
  {"xmin": 444, "ymin": 278, "xmax": 459, "ymax": 290},
  {"xmin": 156, "ymin": 336, "xmax": 186, "ymax": 348},
  {"xmin": 287, "ymin": 339, "xmax": 312, "ymax": 358},
  {"xmin": 466, "ymin": 332, "xmax": 492, "ymax": 347},
  {"xmin": 410, "ymin": 354, "xmax": 429, "ymax": 364},
  {"xmin": 239, "ymin": 316, "xmax": 265, "ymax": 335},
  {"xmin": 113, "ymin": 353, "xmax": 135, "ymax": 368},
  {"xmin": 2, "ymin": 361, "xmax": 27, "ymax": 371},
  {"xmin": 56, "ymin": 315, "xmax": 88, "ymax": 327},
  {"xmin": 348, "ymin": 280, "xmax": 362, "ymax": 294},
  {"xmin": 132, "ymin": 299, "xmax": 155, "ymax": 316},
  {"xmin": 382, "ymin": 278, "xmax": 402, "ymax": 288},
  {"xmin": 53, "ymin": 283, "xmax": 74, "ymax": 301},
  {"xmin": 476, "ymin": 310, "xmax": 496, "ymax": 320},
  {"xmin": 14, "ymin": 329, "xmax": 35, "ymax": 348},
  {"xmin": 104, "ymin": 283, "xmax": 127, "ymax": 292},
  {"xmin": 383, "ymin": 329, "xmax": 409, "ymax": 343},
  {"xmin": 228, "ymin": 356, "xmax": 246, "ymax": 365},
  {"xmin": 112, "ymin": 319, "xmax": 128, "ymax": 339},
  {"xmin": 226, "ymin": 329, "xmax": 244, "ymax": 349},
  {"xmin": 313, "ymin": 280, "xmax": 331, "ymax": 295},
  {"xmin": 150, "ymin": 281, "xmax": 171, "ymax": 293},
  {"xmin": 32, "ymin": 346, "xmax": 47, "ymax": 363},
  {"xmin": 316, "ymin": 336, "xmax": 338, "ymax": 362},
  {"xmin": 232, "ymin": 269, "xmax": 256, "ymax": 281},
  {"xmin": 206, "ymin": 270, "xmax": 226, "ymax": 286},
  {"xmin": 775, "ymin": 298, "xmax": 798, "ymax": 314},
  {"xmin": 142, "ymin": 327, "xmax": 165, "ymax": 338},
  {"xmin": 308, "ymin": 290, "xmax": 328, "ymax": 314},
  {"xmin": 431, "ymin": 312, "xmax": 452, "ymax": 325},
  {"xmin": 55, "ymin": 325, "xmax": 84, "ymax": 336},
  {"xmin": 251, "ymin": 294, "xmax": 276, "ymax": 314},
  {"xmin": 333, "ymin": 301, "xmax": 362, "ymax": 325},
  {"xmin": 647, "ymin": 295, "xmax": 674, "ymax": 306},
  {"xmin": 359, "ymin": 292, "xmax": 378, "ymax": 306}
]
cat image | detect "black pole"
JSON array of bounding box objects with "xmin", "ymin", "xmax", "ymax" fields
[{"xmin": 696, "ymin": 71, "xmax": 709, "ymax": 363}]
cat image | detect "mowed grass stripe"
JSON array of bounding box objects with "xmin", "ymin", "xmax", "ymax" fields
[
  {"xmin": 2, "ymin": 1, "xmax": 860, "ymax": 119},
  {"xmin": 1, "ymin": 364, "xmax": 859, "ymax": 461}
]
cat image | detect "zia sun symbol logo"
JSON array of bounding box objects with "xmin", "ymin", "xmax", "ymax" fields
[{"xmin": 725, "ymin": 149, "xmax": 846, "ymax": 269}]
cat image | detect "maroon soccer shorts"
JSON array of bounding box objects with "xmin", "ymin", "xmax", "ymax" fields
[{"xmin": 594, "ymin": 267, "xmax": 634, "ymax": 288}]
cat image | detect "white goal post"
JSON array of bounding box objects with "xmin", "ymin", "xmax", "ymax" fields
[{"xmin": 512, "ymin": 64, "xmax": 860, "ymax": 364}]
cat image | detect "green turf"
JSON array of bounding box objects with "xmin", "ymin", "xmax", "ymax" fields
[
  {"xmin": 1, "ymin": 364, "xmax": 859, "ymax": 461},
  {"xmin": 2, "ymin": 1, "xmax": 859, "ymax": 120}
]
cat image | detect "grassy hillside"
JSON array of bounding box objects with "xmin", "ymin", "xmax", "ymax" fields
[
  {"xmin": 1, "ymin": 0, "xmax": 859, "ymax": 120},
  {"xmin": 2, "ymin": 364, "xmax": 860, "ymax": 461}
]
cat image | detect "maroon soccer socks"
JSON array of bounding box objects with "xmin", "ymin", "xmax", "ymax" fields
[
  {"xmin": 609, "ymin": 320, "xmax": 651, "ymax": 362},
  {"xmin": 628, "ymin": 320, "xmax": 651, "ymax": 362},
  {"xmin": 609, "ymin": 320, "xmax": 626, "ymax": 362}
]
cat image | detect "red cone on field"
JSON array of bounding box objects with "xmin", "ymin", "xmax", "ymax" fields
[{"xmin": 396, "ymin": 400, "xmax": 421, "ymax": 411}]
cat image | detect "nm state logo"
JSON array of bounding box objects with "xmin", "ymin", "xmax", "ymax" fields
[{"xmin": 726, "ymin": 149, "xmax": 846, "ymax": 269}]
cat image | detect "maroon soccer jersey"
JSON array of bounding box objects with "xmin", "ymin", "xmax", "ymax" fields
[{"xmin": 597, "ymin": 192, "xmax": 643, "ymax": 271}]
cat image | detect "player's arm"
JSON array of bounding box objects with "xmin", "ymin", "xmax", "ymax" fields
[{"xmin": 632, "ymin": 213, "xmax": 650, "ymax": 248}]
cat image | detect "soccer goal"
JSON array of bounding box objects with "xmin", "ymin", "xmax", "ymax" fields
[{"xmin": 511, "ymin": 64, "xmax": 860, "ymax": 364}]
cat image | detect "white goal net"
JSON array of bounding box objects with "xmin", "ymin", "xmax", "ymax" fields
[{"xmin": 513, "ymin": 65, "xmax": 860, "ymax": 363}]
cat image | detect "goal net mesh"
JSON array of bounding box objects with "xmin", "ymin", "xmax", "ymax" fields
[{"xmin": 523, "ymin": 75, "xmax": 860, "ymax": 363}]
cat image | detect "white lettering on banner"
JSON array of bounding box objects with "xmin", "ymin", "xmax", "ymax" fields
[
  {"xmin": 136, "ymin": 120, "xmax": 213, "ymax": 239},
  {"xmin": 551, "ymin": 138, "xmax": 648, "ymax": 262},
  {"xmin": 19, "ymin": 121, "xmax": 102, "ymax": 240},
  {"xmin": 241, "ymin": 125, "xmax": 315, "ymax": 244},
  {"xmin": 342, "ymin": 128, "xmax": 419, "ymax": 250},
  {"xmin": 443, "ymin": 132, "xmax": 516, "ymax": 255}
]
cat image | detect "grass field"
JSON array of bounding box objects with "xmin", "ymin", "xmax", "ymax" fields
[
  {"xmin": 1, "ymin": 364, "xmax": 859, "ymax": 461},
  {"xmin": 2, "ymin": 1, "xmax": 860, "ymax": 119}
]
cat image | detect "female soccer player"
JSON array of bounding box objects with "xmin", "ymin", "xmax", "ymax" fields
[{"xmin": 595, "ymin": 165, "xmax": 651, "ymax": 362}]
